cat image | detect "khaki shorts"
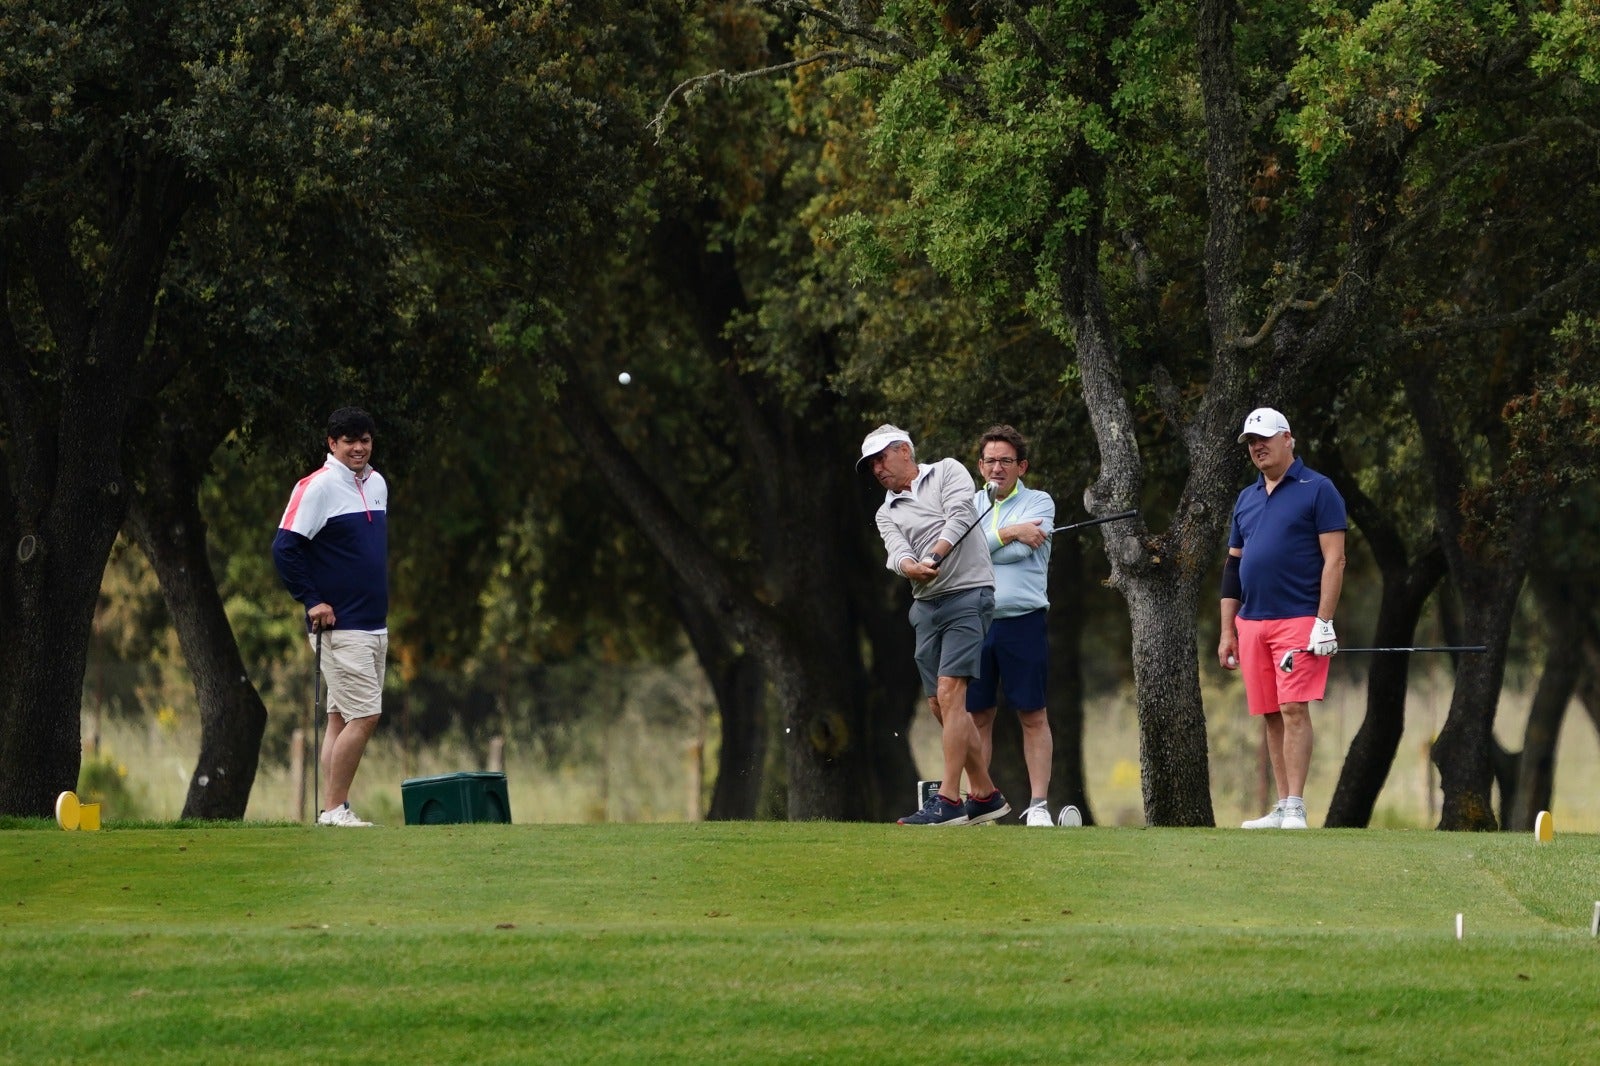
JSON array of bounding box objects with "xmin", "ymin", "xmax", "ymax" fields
[{"xmin": 310, "ymin": 630, "xmax": 388, "ymax": 721}]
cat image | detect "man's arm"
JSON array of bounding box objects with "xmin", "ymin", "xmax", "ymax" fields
[
  {"xmin": 934, "ymin": 458, "xmax": 975, "ymax": 550},
  {"xmin": 992, "ymin": 489, "xmax": 1054, "ymax": 556},
  {"xmin": 1316, "ymin": 529, "xmax": 1346, "ymax": 622},
  {"xmin": 875, "ymin": 508, "xmax": 917, "ymax": 575},
  {"xmin": 1218, "ymin": 548, "xmax": 1242, "ymax": 669}
]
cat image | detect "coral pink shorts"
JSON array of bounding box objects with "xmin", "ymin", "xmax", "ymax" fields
[{"xmin": 1235, "ymin": 617, "xmax": 1329, "ymax": 716}]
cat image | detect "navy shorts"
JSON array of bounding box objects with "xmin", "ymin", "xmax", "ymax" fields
[
  {"xmin": 909, "ymin": 587, "xmax": 994, "ymax": 697},
  {"xmin": 965, "ymin": 608, "xmax": 1048, "ymax": 712}
]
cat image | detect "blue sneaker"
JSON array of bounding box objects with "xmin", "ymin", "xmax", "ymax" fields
[
  {"xmin": 964, "ymin": 790, "xmax": 1011, "ymax": 826},
  {"xmin": 898, "ymin": 793, "xmax": 970, "ymax": 826}
]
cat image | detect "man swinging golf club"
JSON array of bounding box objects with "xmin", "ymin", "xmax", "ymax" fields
[
  {"xmin": 1217, "ymin": 408, "xmax": 1346, "ymax": 830},
  {"xmin": 860, "ymin": 424, "xmax": 1010, "ymax": 826}
]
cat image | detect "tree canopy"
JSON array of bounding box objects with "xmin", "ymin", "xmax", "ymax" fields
[{"xmin": 7, "ymin": 0, "xmax": 1600, "ymax": 829}]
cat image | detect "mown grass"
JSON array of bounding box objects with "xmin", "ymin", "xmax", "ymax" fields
[{"xmin": 3, "ymin": 823, "xmax": 1598, "ymax": 1064}]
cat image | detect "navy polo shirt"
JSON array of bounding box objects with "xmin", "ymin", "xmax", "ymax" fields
[{"xmin": 1228, "ymin": 457, "xmax": 1346, "ymax": 621}]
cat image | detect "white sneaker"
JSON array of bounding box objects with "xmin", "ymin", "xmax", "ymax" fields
[
  {"xmin": 1024, "ymin": 802, "xmax": 1053, "ymax": 827},
  {"xmin": 1242, "ymin": 803, "xmax": 1285, "ymax": 829},
  {"xmin": 1280, "ymin": 806, "xmax": 1308, "ymax": 830},
  {"xmin": 1056, "ymin": 805, "xmax": 1083, "ymax": 827},
  {"xmin": 317, "ymin": 803, "xmax": 374, "ymax": 827}
]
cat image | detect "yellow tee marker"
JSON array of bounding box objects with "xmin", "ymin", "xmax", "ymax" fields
[
  {"xmin": 79, "ymin": 803, "xmax": 101, "ymax": 831},
  {"xmin": 1534, "ymin": 809, "xmax": 1554, "ymax": 843},
  {"xmin": 54, "ymin": 791, "xmax": 80, "ymax": 831}
]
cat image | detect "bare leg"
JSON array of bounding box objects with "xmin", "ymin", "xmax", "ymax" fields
[
  {"xmin": 1262, "ymin": 711, "xmax": 1288, "ymax": 800},
  {"xmin": 935, "ymin": 676, "xmax": 994, "ymax": 798},
  {"xmin": 1018, "ymin": 708, "xmax": 1052, "ymax": 799},
  {"xmin": 969, "ymin": 707, "xmax": 997, "ymax": 774},
  {"xmin": 1279, "ymin": 701, "xmax": 1313, "ymax": 797},
  {"xmin": 321, "ymin": 714, "xmax": 380, "ymax": 809}
]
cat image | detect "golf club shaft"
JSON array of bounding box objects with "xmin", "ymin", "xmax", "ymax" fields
[
  {"xmin": 1051, "ymin": 509, "xmax": 1139, "ymax": 534},
  {"xmin": 1301, "ymin": 645, "xmax": 1488, "ymax": 655},
  {"xmin": 937, "ymin": 495, "xmax": 997, "ymax": 564},
  {"xmin": 312, "ymin": 627, "xmax": 322, "ymax": 821},
  {"xmin": 1279, "ymin": 644, "xmax": 1486, "ymax": 672}
]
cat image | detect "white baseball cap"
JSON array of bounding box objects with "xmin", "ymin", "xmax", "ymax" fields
[
  {"xmin": 857, "ymin": 424, "xmax": 912, "ymax": 469},
  {"xmin": 1237, "ymin": 407, "xmax": 1291, "ymax": 443}
]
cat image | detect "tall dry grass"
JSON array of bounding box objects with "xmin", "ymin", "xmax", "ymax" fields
[{"xmin": 80, "ymin": 662, "xmax": 1600, "ymax": 829}]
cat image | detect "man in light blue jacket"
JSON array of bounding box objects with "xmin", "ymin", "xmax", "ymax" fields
[{"xmin": 965, "ymin": 425, "xmax": 1074, "ymax": 827}]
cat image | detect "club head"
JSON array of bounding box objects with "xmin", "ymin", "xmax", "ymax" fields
[
  {"xmin": 1277, "ymin": 649, "xmax": 1297, "ymax": 673},
  {"xmin": 984, "ymin": 480, "xmax": 999, "ymax": 499}
]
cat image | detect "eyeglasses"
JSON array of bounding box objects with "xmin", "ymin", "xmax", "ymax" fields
[{"xmin": 979, "ymin": 456, "xmax": 1018, "ymax": 467}]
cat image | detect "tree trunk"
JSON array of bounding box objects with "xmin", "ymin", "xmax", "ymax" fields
[
  {"xmin": 125, "ymin": 432, "xmax": 267, "ymax": 820},
  {"xmin": 1124, "ymin": 566, "xmax": 1216, "ymax": 824},
  {"xmin": 1324, "ymin": 454, "xmax": 1448, "ymax": 827},
  {"xmin": 1430, "ymin": 550, "xmax": 1531, "ymax": 830},
  {"xmin": 0, "ymin": 485, "xmax": 124, "ymax": 817},
  {"xmin": 1059, "ymin": 220, "xmax": 1231, "ymax": 826},
  {"xmin": 1405, "ymin": 357, "xmax": 1538, "ymax": 830},
  {"xmin": 550, "ymin": 350, "xmax": 910, "ymax": 819},
  {"xmin": 1503, "ymin": 579, "xmax": 1583, "ymax": 831},
  {"xmin": 0, "ymin": 162, "xmax": 187, "ymax": 816},
  {"xmin": 675, "ymin": 583, "xmax": 768, "ymax": 820},
  {"xmin": 1048, "ymin": 534, "xmax": 1091, "ymax": 822}
]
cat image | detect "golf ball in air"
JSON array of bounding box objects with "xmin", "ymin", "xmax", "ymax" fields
[{"xmin": 617, "ymin": 372, "xmax": 632, "ymax": 385}]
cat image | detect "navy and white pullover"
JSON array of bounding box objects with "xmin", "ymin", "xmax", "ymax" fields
[{"xmin": 272, "ymin": 454, "xmax": 389, "ymax": 632}]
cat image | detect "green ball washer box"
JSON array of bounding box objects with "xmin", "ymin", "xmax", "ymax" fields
[{"xmin": 401, "ymin": 771, "xmax": 512, "ymax": 825}]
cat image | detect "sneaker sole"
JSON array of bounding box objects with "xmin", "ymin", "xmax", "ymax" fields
[
  {"xmin": 898, "ymin": 815, "xmax": 970, "ymax": 826},
  {"xmin": 965, "ymin": 802, "xmax": 1011, "ymax": 826}
]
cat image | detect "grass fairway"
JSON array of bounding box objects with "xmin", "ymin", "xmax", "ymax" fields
[{"xmin": 3, "ymin": 823, "xmax": 1598, "ymax": 1064}]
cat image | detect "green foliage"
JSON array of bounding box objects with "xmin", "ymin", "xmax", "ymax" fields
[{"xmin": 1531, "ymin": 0, "xmax": 1600, "ymax": 85}]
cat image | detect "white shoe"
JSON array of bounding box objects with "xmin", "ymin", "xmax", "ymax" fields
[
  {"xmin": 1056, "ymin": 805, "xmax": 1083, "ymax": 827},
  {"xmin": 1280, "ymin": 806, "xmax": 1308, "ymax": 830},
  {"xmin": 317, "ymin": 803, "xmax": 374, "ymax": 827},
  {"xmin": 1024, "ymin": 802, "xmax": 1053, "ymax": 827},
  {"xmin": 1242, "ymin": 803, "xmax": 1285, "ymax": 829}
]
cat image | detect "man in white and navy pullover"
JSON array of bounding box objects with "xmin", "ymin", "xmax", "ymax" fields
[{"xmin": 272, "ymin": 406, "xmax": 388, "ymax": 827}]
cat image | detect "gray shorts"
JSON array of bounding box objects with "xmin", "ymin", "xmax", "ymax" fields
[{"xmin": 908, "ymin": 586, "xmax": 995, "ymax": 697}]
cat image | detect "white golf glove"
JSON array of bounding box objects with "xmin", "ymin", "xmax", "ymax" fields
[{"xmin": 1309, "ymin": 617, "xmax": 1338, "ymax": 657}]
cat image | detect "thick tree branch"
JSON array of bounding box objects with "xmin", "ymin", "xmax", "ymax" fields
[
  {"xmin": 1228, "ymin": 281, "xmax": 1341, "ymax": 350},
  {"xmin": 1394, "ymin": 261, "xmax": 1600, "ymax": 345},
  {"xmin": 649, "ymin": 50, "xmax": 895, "ymax": 141},
  {"xmin": 1391, "ymin": 117, "xmax": 1600, "ymax": 247},
  {"xmin": 758, "ymin": 0, "xmax": 922, "ymax": 59}
]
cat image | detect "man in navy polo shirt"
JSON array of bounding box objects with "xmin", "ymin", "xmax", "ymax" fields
[{"xmin": 1217, "ymin": 407, "xmax": 1346, "ymax": 830}]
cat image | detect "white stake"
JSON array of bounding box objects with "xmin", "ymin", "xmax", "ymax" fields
[
  {"xmin": 1455, "ymin": 913, "xmax": 1464, "ymax": 940},
  {"xmin": 1591, "ymin": 902, "xmax": 1599, "ymax": 938}
]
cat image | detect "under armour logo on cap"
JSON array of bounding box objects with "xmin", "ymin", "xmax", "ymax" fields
[{"xmin": 1237, "ymin": 407, "xmax": 1291, "ymax": 443}]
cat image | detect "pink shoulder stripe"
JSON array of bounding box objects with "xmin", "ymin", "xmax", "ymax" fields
[{"xmin": 279, "ymin": 467, "xmax": 330, "ymax": 530}]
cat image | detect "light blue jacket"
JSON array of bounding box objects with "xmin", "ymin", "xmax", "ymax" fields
[{"xmin": 974, "ymin": 480, "xmax": 1054, "ymax": 618}]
